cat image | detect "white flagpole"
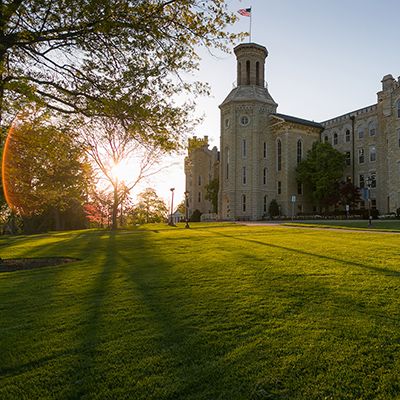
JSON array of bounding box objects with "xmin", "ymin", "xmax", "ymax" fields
[{"xmin": 249, "ymin": 8, "xmax": 252, "ymax": 42}]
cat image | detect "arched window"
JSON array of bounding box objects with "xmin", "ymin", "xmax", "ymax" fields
[
  {"xmin": 368, "ymin": 121, "xmax": 376, "ymax": 136},
  {"xmin": 345, "ymin": 129, "xmax": 351, "ymax": 142},
  {"xmin": 296, "ymin": 140, "xmax": 302, "ymax": 164},
  {"xmin": 263, "ymin": 142, "xmax": 267, "ymax": 158},
  {"xmin": 370, "ymin": 146, "xmax": 376, "ymax": 162},
  {"xmin": 246, "ymin": 60, "xmax": 250, "ymax": 85},
  {"xmin": 397, "ymin": 99, "xmax": 400, "ymax": 118},
  {"xmin": 226, "ymin": 148, "xmax": 229, "ymax": 179},
  {"xmin": 358, "ymin": 127, "xmax": 364, "ymax": 139},
  {"xmin": 242, "ymin": 194, "xmax": 246, "ymax": 212},
  {"xmin": 242, "ymin": 166, "xmax": 246, "ymax": 184},
  {"xmin": 263, "ymin": 195, "xmax": 267, "ymax": 213},
  {"xmin": 324, "ymin": 135, "xmax": 328, "ymax": 143},
  {"xmin": 256, "ymin": 61, "xmax": 260, "ymax": 85},
  {"xmin": 277, "ymin": 139, "xmax": 282, "ymax": 171},
  {"xmin": 333, "ymin": 132, "xmax": 338, "ymax": 145},
  {"xmin": 263, "ymin": 168, "xmax": 267, "ymax": 185},
  {"xmin": 242, "ymin": 139, "xmax": 247, "ymax": 157},
  {"xmin": 237, "ymin": 62, "xmax": 242, "ymax": 86}
]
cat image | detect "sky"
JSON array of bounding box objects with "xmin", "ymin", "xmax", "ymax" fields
[{"xmin": 138, "ymin": 0, "xmax": 400, "ymax": 209}]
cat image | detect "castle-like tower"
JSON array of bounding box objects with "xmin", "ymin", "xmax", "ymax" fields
[{"xmin": 218, "ymin": 43, "xmax": 278, "ymax": 220}]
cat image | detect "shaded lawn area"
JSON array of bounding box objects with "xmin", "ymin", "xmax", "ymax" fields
[
  {"xmin": 1, "ymin": 224, "xmax": 400, "ymax": 399},
  {"xmin": 285, "ymin": 219, "xmax": 400, "ymax": 232}
]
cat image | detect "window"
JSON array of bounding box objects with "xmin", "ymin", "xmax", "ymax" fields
[
  {"xmin": 246, "ymin": 60, "xmax": 250, "ymax": 85},
  {"xmin": 242, "ymin": 139, "xmax": 247, "ymax": 157},
  {"xmin": 237, "ymin": 62, "xmax": 242, "ymax": 86},
  {"xmin": 263, "ymin": 142, "xmax": 267, "ymax": 159},
  {"xmin": 297, "ymin": 182, "xmax": 303, "ymax": 195},
  {"xmin": 263, "ymin": 195, "xmax": 267, "ymax": 213},
  {"xmin": 226, "ymin": 148, "xmax": 229, "ymax": 180},
  {"xmin": 324, "ymin": 135, "xmax": 329, "ymax": 143},
  {"xmin": 198, "ymin": 175, "xmax": 202, "ymax": 185},
  {"xmin": 358, "ymin": 128, "xmax": 364, "ymax": 139},
  {"xmin": 369, "ymin": 172, "xmax": 376, "ymax": 188},
  {"xmin": 256, "ymin": 61, "xmax": 260, "ymax": 85},
  {"xmin": 277, "ymin": 181, "xmax": 282, "ymax": 194},
  {"xmin": 198, "ymin": 192, "xmax": 201, "ymax": 202},
  {"xmin": 296, "ymin": 140, "xmax": 302, "ymax": 164},
  {"xmin": 242, "ymin": 166, "xmax": 246, "ymax": 184},
  {"xmin": 397, "ymin": 99, "xmax": 400, "ymax": 118},
  {"xmin": 345, "ymin": 152, "xmax": 351, "ymax": 166},
  {"xmin": 277, "ymin": 139, "xmax": 282, "ymax": 171},
  {"xmin": 263, "ymin": 168, "xmax": 267, "ymax": 185},
  {"xmin": 397, "ymin": 128, "xmax": 400, "ymax": 147},
  {"xmin": 333, "ymin": 132, "xmax": 338, "ymax": 145},
  {"xmin": 242, "ymin": 194, "xmax": 246, "ymax": 212},
  {"xmin": 358, "ymin": 148, "xmax": 364, "ymax": 164},
  {"xmin": 225, "ymin": 118, "xmax": 230, "ymax": 128},
  {"xmin": 359, "ymin": 174, "xmax": 365, "ymax": 188},
  {"xmin": 368, "ymin": 121, "xmax": 376, "ymax": 136},
  {"xmin": 240, "ymin": 115, "xmax": 249, "ymax": 126},
  {"xmin": 345, "ymin": 129, "xmax": 351, "ymax": 142},
  {"xmin": 370, "ymin": 146, "xmax": 376, "ymax": 162}
]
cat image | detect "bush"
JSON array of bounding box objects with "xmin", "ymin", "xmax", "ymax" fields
[
  {"xmin": 189, "ymin": 209, "xmax": 202, "ymax": 222},
  {"xmin": 268, "ymin": 199, "xmax": 280, "ymax": 218}
]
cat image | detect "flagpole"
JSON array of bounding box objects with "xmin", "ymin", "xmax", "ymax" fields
[{"xmin": 249, "ymin": 7, "xmax": 252, "ymax": 42}]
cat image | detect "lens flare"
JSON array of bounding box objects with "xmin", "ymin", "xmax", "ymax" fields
[{"xmin": 2, "ymin": 124, "xmax": 17, "ymax": 212}]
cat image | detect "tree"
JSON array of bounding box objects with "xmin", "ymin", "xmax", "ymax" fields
[
  {"xmin": 0, "ymin": 0, "xmax": 240, "ymax": 142},
  {"xmin": 81, "ymin": 118, "xmax": 165, "ymax": 230},
  {"xmin": 297, "ymin": 142, "xmax": 346, "ymax": 211},
  {"xmin": 2, "ymin": 110, "xmax": 91, "ymax": 232},
  {"xmin": 268, "ymin": 199, "xmax": 280, "ymax": 218},
  {"xmin": 205, "ymin": 178, "xmax": 219, "ymax": 213},
  {"xmin": 339, "ymin": 181, "xmax": 361, "ymax": 209},
  {"xmin": 130, "ymin": 188, "xmax": 167, "ymax": 224}
]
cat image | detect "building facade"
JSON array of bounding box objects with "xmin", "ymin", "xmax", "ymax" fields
[{"xmin": 185, "ymin": 42, "xmax": 400, "ymax": 220}]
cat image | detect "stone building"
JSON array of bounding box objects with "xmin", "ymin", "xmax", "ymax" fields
[
  {"xmin": 185, "ymin": 42, "xmax": 400, "ymax": 220},
  {"xmin": 184, "ymin": 136, "xmax": 219, "ymax": 217}
]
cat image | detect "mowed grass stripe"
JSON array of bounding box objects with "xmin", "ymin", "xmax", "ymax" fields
[{"xmin": 0, "ymin": 224, "xmax": 400, "ymax": 399}]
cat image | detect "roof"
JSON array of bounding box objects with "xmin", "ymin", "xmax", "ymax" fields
[{"xmin": 272, "ymin": 113, "xmax": 324, "ymax": 130}]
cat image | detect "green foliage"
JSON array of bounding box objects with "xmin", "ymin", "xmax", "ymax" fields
[
  {"xmin": 205, "ymin": 178, "xmax": 219, "ymax": 213},
  {"xmin": 297, "ymin": 142, "xmax": 346, "ymax": 210},
  {"xmin": 130, "ymin": 188, "xmax": 167, "ymax": 224},
  {"xmin": 189, "ymin": 208, "xmax": 202, "ymax": 222},
  {"xmin": 1, "ymin": 225, "xmax": 400, "ymax": 398},
  {"xmin": 268, "ymin": 199, "xmax": 280, "ymax": 217},
  {"xmin": 3, "ymin": 111, "xmax": 91, "ymax": 232},
  {"xmin": 0, "ymin": 0, "xmax": 242, "ymax": 149},
  {"xmin": 339, "ymin": 181, "xmax": 361, "ymax": 208}
]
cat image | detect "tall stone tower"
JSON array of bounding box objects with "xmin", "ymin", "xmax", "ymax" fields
[{"xmin": 219, "ymin": 43, "xmax": 278, "ymax": 220}]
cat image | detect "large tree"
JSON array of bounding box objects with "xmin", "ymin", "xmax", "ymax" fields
[
  {"xmin": 297, "ymin": 142, "xmax": 346, "ymax": 211},
  {"xmin": 0, "ymin": 0, "xmax": 240, "ymax": 144},
  {"xmin": 2, "ymin": 110, "xmax": 91, "ymax": 232}
]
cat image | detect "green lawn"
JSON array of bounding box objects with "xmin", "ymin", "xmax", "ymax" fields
[
  {"xmin": 1, "ymin": 224, "xmax": 400, "ymax": 399},
  {"xmin": 286, "ymin": 219, "xmax": 400, "ymax": 231}
]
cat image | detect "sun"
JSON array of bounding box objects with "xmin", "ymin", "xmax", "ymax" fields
[{"xmin": 110, "ymin": 159, "xmax": 139, "ymax": 183}]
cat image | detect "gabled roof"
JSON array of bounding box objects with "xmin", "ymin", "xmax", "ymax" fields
[{"xmin": 272, "ymin": 113, "xmax": 324, "ymax": 130}]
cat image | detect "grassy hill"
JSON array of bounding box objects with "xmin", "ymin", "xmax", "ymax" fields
[{"xmin": 1, "ymin": 224, "xmax": 400, "ymax": 399}]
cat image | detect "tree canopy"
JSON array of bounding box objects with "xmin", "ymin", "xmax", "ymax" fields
[
  {"xmin": 296, "ymin": 142, "xmax": 345, "ymax": 210},
  {"xmin": 131, "ymin": 187, "xmax": 167, "ymax": 224},
  {"xmin": 0, "ymin": 0, "xmax": 240, "ymax": 149}
]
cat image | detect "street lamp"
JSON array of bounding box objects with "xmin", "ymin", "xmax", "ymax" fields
[
  {"xmin": 169, "ymin": 188, "xmax": 175, "ymax": 226},
  {"xmin": 366, "ymin": 176, "xmax": 372, "ymax": 226},
  {"xmin": 184, "ymin": 190, "xmax": 190, "ymax": 228}
]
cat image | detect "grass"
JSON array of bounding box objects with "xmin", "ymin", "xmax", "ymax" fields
[
  {"xmin": 1, "ymin": 223, "xmax": 400, "ymax": 399},
  {"xmin": 285, "ymin": 219, "xmax": 400, "ymax": 232}
]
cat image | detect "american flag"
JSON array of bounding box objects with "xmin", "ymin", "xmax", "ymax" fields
[{"xmin": 238, "ymin": 7, "xmax": 251, "ymax": 17}]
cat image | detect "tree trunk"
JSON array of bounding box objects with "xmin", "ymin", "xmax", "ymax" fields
[{"xmin": 111, "ymin": 184, "xmax": 119, "ymax": 230}]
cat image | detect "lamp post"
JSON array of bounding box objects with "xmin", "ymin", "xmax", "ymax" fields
[
  {"xmin": 184, "ymin": 190, "xmax": 190, "ymax": 228},
  {"xmin": 169, "ymin": 187, "xmax": 175, "ymax": 226},
  {"xmin": 366, "ymin": 176, "xmax": 372, "ymax": 227}
]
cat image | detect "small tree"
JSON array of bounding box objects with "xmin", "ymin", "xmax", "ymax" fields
[
  {"xmin": 268, "ymin": 199, "xmax": 280, "ymax": 218},
  {"xmin": 131, "ymin": 188, "xmax": 167, "ymax": 224},
  {"xmin": 189, "ymin": 209, "xmax": 202, "ymax": 222},
  {"xmin": 339, "ymin": 181, "xmax": 361, "ymax": 209},
  {"xmin": 297, "ymin": 142, "xmax": 346, "ymax": 211},
  {"xmin": 205, "ymin": 178, "xmax": 219, "ymax": 213}
]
